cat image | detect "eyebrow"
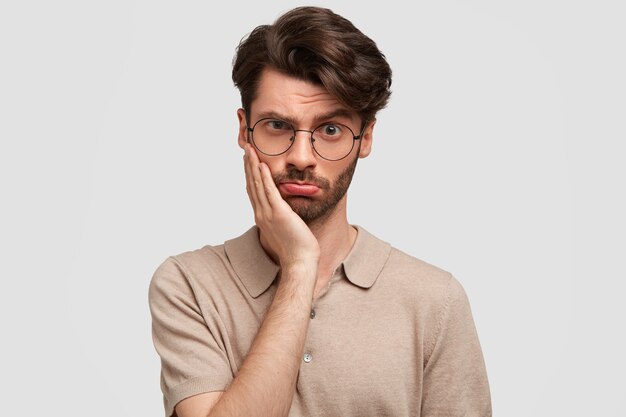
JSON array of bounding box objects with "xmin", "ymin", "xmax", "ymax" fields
[{"xmin": 255, "ymin": 109, "xmax": 356, "ymax": 127}]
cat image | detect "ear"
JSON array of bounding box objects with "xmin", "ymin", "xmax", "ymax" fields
[
  {"xmin": 358, "ymin": 118, "xmax": 376, "ymax": 158},
  {"xmin": 237, "ymin": 108, "xmax": 248, "ymax": 150}
]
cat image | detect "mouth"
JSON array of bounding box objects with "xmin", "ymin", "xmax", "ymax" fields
[{"xmin": 279, "ymin": 181, "xmax": 321, "ymax": 196}]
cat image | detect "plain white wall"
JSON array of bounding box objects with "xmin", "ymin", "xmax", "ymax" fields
[{"xmin": 1, "ymin": 0, "xmax": 624, "ymax": 416}]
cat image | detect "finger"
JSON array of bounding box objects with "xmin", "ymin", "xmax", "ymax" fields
[
  {"xmin": 259, "ymin": 162, "xmax": 283, "ymax": 209},
  {"xmin": 243, "ymin": 148, "xmax": 258, "ymax": 211},
  {"xmin": 246, "ymin": 144, "xmax": 272, "ymax": 213}
]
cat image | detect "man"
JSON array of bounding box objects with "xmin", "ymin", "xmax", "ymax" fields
[{"xmin": 149, "ymin": 6, "xmax": 491, "ymax": 417}]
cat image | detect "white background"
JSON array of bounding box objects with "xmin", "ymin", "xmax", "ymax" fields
[{"xmin": 1, "ymin": 0, "xmax": 624, "ymax": 416}]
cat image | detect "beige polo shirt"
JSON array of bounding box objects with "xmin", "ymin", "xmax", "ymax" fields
[{"xmin": 149, "ymin": 225, "xmax": 491, "ymax": 417}]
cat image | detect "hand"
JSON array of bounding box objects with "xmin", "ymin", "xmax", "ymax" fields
[{"xmin": 243, "ymin": 144, "xmax": 320, "ymax": 268}]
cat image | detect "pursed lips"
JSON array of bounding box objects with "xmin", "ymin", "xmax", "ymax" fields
[{"xmin": 278, "ymin": 181, "xmax": 321, "ymax": 196}]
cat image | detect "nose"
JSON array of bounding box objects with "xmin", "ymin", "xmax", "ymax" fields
[{"xmin": 285, "ymin": 130, "xmax": 317, "ymax": 171}]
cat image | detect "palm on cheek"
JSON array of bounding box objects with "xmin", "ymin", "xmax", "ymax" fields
[{"xmin": 243, "ymin": 144, "xmax": 320, "ymax": 266}]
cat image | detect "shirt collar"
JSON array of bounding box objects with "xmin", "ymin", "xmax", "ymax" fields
[
  {"xmin": 342, "ymin": 225, "xmax": 392, "ymax": 289},
  {"xmin": 224, "ymin": 226, "xmax": 279, "ymax": 298},
  {"xmin": 224, "ymin": 225, "xmax": 391, "ymax": 298}
]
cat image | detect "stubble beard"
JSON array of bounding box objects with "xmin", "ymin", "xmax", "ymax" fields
[{"xmin": 273, "ymin": 154, "xmax": 359, "ymax": 225}]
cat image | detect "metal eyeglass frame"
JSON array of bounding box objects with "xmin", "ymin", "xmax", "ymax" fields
[{"xmin": 246, "ymin": 117, "xmax": 367, "ymax": 162}]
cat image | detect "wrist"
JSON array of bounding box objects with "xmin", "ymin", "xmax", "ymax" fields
[
  {"xmin": 279, "ymin": 260, "xmax": 318, "ymax": 290},
  {"xmin": 281, "ymin": 258, "xmax": 319, "ymax": 273}
]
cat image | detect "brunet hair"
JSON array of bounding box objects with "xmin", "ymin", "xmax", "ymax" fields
[{"xmin": 232, "ymin": 6, "xmax": 392, "ymax": 125}]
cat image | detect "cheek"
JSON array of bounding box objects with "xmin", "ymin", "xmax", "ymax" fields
[
  {"xmin": 258, "ymin": 156, "xmax": 283, "ymax": 177},
  {"xmin": 326, "ymin": 160, "xmax": 352, "ymax": 177},
  {"xmin": 326, "ymin": 166, "xmax": 343, "ymax": 181}
]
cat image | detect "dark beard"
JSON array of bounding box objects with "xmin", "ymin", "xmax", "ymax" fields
[{"xmin": 272, "ymin": 154, "xmax": 359, "ymax": 225}]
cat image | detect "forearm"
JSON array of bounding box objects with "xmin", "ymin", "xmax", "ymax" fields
[{"xmin": 208, "ymin": 263, "xmax": 316, "ymax": 417}]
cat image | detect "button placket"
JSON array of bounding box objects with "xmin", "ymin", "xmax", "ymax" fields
[{"xmin": 304, "ymin": 308, "xmax": 316, "ymax": 364}]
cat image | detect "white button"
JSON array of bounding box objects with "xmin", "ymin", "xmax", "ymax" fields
[
  {"xmin": 310, "ymin": 309, "xmax": 316, "ymax": 319},
  {"xmin": 303, "ymin": 353, "xmax": 312, "ymax": 363}
]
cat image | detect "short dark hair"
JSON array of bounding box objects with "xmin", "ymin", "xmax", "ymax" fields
[{"xmin": 232, "ymin": 6, "xmax": 392, "ymax": 124}]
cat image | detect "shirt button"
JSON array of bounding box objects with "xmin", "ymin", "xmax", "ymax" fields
[
  {"xmin": 310, "ymin": 309, "xmax": 316, "ymax": 319},
  {"xmin": 303, "ymin": 353, "xmax": 313, "ymax": 363}
]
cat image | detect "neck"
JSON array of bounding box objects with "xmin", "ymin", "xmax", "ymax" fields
[{"xmin": 306, "ymin": 198, "xmax": 356, "ymax": 280}]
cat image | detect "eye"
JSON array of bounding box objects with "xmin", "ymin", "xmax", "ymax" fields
[
  {"xmin": 319, "ymin": 124, "xmax": 342, "ymax": 136},
  {"xmin": 267, "ymin": 120, "xmax": 289, "ymax": 130}
]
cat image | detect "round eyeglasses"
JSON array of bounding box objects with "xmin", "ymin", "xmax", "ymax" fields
[{"xmin": 247, "ymin": 118, "xmax": 365, "ymax": 161}]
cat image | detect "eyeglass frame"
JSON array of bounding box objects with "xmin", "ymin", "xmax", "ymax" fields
[{"xmin": 246, "ymin": 117, "xmax": 367, "ymax": 162}]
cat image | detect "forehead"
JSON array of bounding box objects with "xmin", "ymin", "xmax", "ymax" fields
[{"xmin": 250, "ymin": 68, "xmax": 357, "ymax": 124}]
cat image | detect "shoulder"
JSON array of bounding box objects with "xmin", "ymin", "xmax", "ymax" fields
[
  {"xmin": 148, "ymin": 243, "xmax": 229, "ymax": 301},
  {"xmin": 386, "ymin": 246, "xmax": 458, "ymax": 295},
  {"xmin": 171, "ymin": 243, "xmax": 229, "ymax": 276},
  {"xmin": 366, "ymin": 234, "xmax": 467, "ymax": 311}
]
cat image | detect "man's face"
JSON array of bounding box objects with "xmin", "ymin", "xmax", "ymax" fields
[{"xmin": 237, "ymin": 68, "xmax": 374, "ymax": 224}]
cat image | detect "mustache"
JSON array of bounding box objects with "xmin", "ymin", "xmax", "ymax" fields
[{"xmin": 273, "ymin": 167, "xmax": 330, "ymax": 189}]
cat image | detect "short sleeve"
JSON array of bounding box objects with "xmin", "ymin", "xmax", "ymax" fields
[
  {"xmin": 421, "ymin": 275, "xmax": 492, "ymax": 417},
  {"xmin": 148, "ymin": 256, "xmax": 233, "ymax": 417}
]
